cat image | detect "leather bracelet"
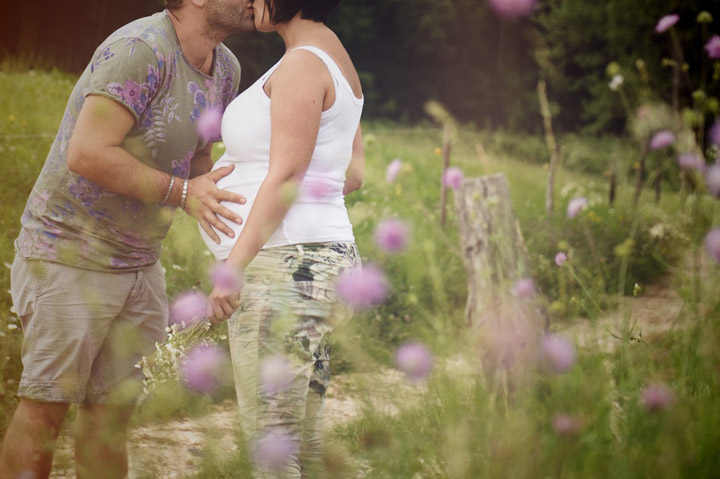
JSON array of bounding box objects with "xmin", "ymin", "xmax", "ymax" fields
[
  {"xmin": 160, "ymin": 175, "xmax": 175, "ymax": 204},
  {"xmin": 180, "ymin": 178, "xmax": 189, "ymax": 211}
]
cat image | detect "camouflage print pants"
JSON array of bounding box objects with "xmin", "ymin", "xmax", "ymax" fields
[{"xmin": 227, "ymin": 242, "xmax": 361, "ymax": 479}]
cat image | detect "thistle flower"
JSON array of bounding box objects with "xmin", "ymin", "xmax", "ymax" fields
[
  {"xmin": 394, "ymin": 342, "xmax": 434, "ymax": 381},
  {"xmin": 649, "ymin": 130, "xmax": 675, "ymax": 150},
  {"xmin": 655, "ymin": 14, "xmax": 679, "ymax": 33},
  {"xmin": 488, "ymin": 0, "xmax": 538, "ymax": 19},
  {"xmin": 641, "ymin": 383, "xmax": 674, "ymax": 412},
  {"xmin": 540, "ymin": 334, "xmax": 576, "ymax": 373},
  {"xmin": 253, "ymin": 430, "xmax": 298, "ymax": 472},
  {"xmin": 512, "ymin": 278, "xmax": 536, "ymax": 299},
  {"xmin": 705, "ymin": 228, "xmax": 720, "ymax": 263},
  {"xmin": 705, "ymin": 35, "xmax": 720, "ymax": 59},
  {"xmin": 210, "ymin": 262, "xmax": 243, "ymax": 290},
  {"xmin": 443, "ymin": 167, "xmax": 464, "ymax": 190},
  {"xmin": 386, "ymin": 159, "xmax": 403, "ymax": 183},
  {"xmin": 608, "ymin": 74, "xmax": 624, "ymax": 91},
  {"xmin": 259, "ymin": 355, "xmax": 294, "ymax": 395},
  {"xmin": 170, "ymin": 291, "xmax": 208, "ymax": 327},
  {"xmin": 555, "ymin": 252, "xmax": 567, "ymax": 266},
  {"xmin": 677, "ymin": 153, "xmax": 706, "ymax": 172},
  {"xmin": 374, "ymin": 218, "xmax": 410, "ymax": 253},
  {"xmin": 181, "ymin": 345, "xmax": 227, "ymax": 393},
  {"xmin": 196, "ymin": 106, "xmax": 223, "ymax": 142},
  {"xmin": 552, "ymin": 414, "xmax": 581, "ymax": 436},
  {"xmin": 567, "ymin": 197, "xmax": 588, "ymax": 219},
  {"xmin": 336, "ymin": 265, "xmax": 389, "ymax": 309},
  {"xmin": 707, "ymin": 164, "xmax": 720, "ymax": 198}
]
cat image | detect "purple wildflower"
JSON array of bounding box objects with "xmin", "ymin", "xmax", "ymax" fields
[
  {"xmin": 705, "ymin": 35, "xmax": 720, "ymax": 59},
  {"xmin": 707, "ymin": 164, "xmax": 720, "ymax": 198},
  {"xmin": 181, "ymin": 345, "xmax": 228, "ymax": 393},
  {"xmin": 655, "ymin": 14, "xmax": 679, "ymax": 33},
  {"xmin": 649, "ymin": 130, "xmax": 675, "ymax": 150},
  {"xmin": 170, "ymin": 290, "xmax": 208, "ymax": 327},
  {"xmin": 386, "ymin": 159, "xmax": 403, "ymax": 183},
  {"xmin": 196, "ymin": 106, "xmax": 223, "ymax": 142},
  {"xmin": 555, "ymin": 252, "xmax": 567, "ymax": 266},
  {"xmin": 305, "ymin": 177, "xmax": 333, "ymax": 199},
  {"xmin": 677, "ymin": 153, "xmax": 706, "ymax": 172},
  {"xmin": 210, "ymin": 262, "xmax": 243, "ymax": 290},
  {"xmin": 540, "ymin": 334, "xmax": 576, "ymax": 373},
  {"xmin": 488, "ymin": 0, "xmax": 538, "ymax": 19},
  {"xmin": 641, "ymin": 383, "xmax": 674, "ymax": 412},
  {"xmin": 709, "ymin": 121, "xmax": 720, "ymax": 146},
  {"xmin": 705, "ymin": 228, "xmax": 720, "ymax": 263},
  {"xmin": 443, "ymin": 167, "xmax": 464, "ymax": 190},
  {"xmin": 512, "ymin": 278, "xmax": 536, "ymax": 299},
  {"xmin": 374, "ymin": 218, "xmax": 410, "ymax": 253},
  {"xmin": 253, "ymin": 430, "xmax": 298, "ymax": 472},
  {"xmin": 259, "ymin": 355, "xmax": 294, "ymax": 395},
  {"xmin": 552, "ymin": 414, "xmax": 581, "ymax": 437},
  {"xmin": 394, "ymin": 342, "xmax": 434, "ymax": 381},
  {"xmin": 567, "ymin": 197, "xmax": 588, "ymax": 219},
  {"xmin": 336, "ymin": 265, "xmax": 389, "ymax": 309}
]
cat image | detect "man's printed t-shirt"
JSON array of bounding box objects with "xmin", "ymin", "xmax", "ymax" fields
[{"xmin": 17, "ymin": 10, "xmax": 240, "ymax": 270}]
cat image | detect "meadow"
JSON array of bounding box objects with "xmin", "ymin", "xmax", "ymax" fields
[{"xmin": 1, "ymin": 64, "xmax": 719, "ymax": 478}]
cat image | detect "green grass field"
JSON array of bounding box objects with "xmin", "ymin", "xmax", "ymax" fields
[{"xmin": 1, "ymin": 65, "xmax": 719, "ymax": 478}]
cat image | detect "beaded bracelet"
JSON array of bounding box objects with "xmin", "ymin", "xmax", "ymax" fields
[
  {"xmin": 160, "ymin": 175, "xmax": 175, "ymax": 204},
  {"xmin": 180, "ymin": 178, "xmax": 189, "ymax": 211}
]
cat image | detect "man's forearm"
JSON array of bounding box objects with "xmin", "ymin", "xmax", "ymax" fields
[{"xmin": 190, "ymin": 150, "xmax": 214, "ymax": 178}]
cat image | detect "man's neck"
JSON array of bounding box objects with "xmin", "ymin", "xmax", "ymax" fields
[{"xmin": 167, "ymin": 9, "xmax": 219, "ymax": 74}]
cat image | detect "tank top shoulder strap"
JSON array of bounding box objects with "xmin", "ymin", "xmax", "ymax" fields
[{"xmin": 291, "ymin": 46, "xmax": 348, "ymax": 95}]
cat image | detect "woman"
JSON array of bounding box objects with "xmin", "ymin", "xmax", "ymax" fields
[{"xmin": 198, "ymin": 0, "xmax": 364, "ymax": 476}]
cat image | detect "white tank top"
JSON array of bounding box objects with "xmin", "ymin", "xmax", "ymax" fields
[{"xmin": 200, "ymin": 46, "xmax": 364, "ymax": 260}]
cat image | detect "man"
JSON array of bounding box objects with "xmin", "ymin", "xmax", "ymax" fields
[{"xmin": 0, "ymin": 0, "xmax": 255, "ymax": 477}]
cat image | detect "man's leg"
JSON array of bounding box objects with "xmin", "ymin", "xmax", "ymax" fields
[
  {"xmin": 74, "ymin": 402, "xmax": 135, "ymax": 479},
  {"xmin": 0, "ymin": 398, "xmax": 70, "ymax": 479}
]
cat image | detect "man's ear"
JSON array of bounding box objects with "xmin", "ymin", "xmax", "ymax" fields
[{"xmin": 188, "ymin": 0, "xmax": 207, "ymax": 8}]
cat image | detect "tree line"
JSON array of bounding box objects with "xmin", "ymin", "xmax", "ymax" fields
[{"xmin": 2, "ymin": 0, "xmax": 718, "ymax": 135}]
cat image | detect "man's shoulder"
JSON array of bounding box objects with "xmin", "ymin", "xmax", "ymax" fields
[
  {"xmin": 216, "ymin": 43, "xmax": 241, "ymax": 77},
  {"xmin": 99, "ymin": 11, "xmax": 175, "ymax": 57}
]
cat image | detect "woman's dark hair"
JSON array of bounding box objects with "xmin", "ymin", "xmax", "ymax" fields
[{"xmin": 266, "ymin": 0, "xmax": 342, "ymax": 24}]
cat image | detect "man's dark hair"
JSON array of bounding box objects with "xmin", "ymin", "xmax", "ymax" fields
[
  {"xmin": 266, "ymin": 0, "xmax": 341, "ymax": 24},
  {"xmin": 165, "ymin": 0, "xmax": 183, "ymax": 10}
]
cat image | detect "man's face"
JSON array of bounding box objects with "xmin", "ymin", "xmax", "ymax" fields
[{"xmin": 206, "ymin": 0, "xmax": 256, "ymax": 36}]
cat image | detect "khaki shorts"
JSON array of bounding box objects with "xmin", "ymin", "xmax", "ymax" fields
[{"xmin": 10, "ymin": 253, "xmax": 168, "ymax": 405}]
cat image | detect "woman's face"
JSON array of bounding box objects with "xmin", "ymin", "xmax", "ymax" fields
[{"xmin": 251, "ymin": 0, "xmax": 275, "ymax": 32}]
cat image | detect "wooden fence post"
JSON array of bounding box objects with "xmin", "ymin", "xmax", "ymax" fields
[{"xmin": 453, "ymin": 173, "xmax": 547, "ymax": 330}]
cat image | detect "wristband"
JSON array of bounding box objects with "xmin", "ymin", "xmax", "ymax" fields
[
  {"xmin": 160, "ymin": 175, "xmax": 175, "ymax": 204},
  {"xmin": 180, "ymin": 178, "xmax": 189, "ymax": 211}
]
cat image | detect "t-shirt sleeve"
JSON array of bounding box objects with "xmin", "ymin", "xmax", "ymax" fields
[
  {"xmin": 217, "ymin": 48, "xmax": 242, "ymax": 109},
  {"xmin": 85, "ymin": 38, "xmax": 161, "ymax": 122}
]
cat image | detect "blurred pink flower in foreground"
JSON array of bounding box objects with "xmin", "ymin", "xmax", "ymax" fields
[
  {"xmin": 488, "ymin": 0, "xmax": 538, "ymax": 18},
  {"xmin": 305, "ymin": 177, "xmax": 333, "ymax": 199},
  {"xmin": 259, "ymin": 355, "xmax": 294, "ymax": 395},
  {"xmin": 210, "ymin": 262, "xmax": 243, "ymax": 290},
  {"xmin": 705, "ymin": 35, "xmax": 720, "ymax": 59},
  {"xmin": 443, "ymin": 167, "xmax": 464, "ymax": 190},
  {"xmin": 567, "ymin": 197, "xmax": 587, "ymax": 219},
  {"xmin": 641, "ymin": 383, "xmax": 674, "ymax": 412},
  {"xmin": 709, "ymin": 121, "xmax": 720, "ymax": 146},
  {"xmin": 512, "ymin": 278, "xmax": 536, "ymax": 299},
  {"xmin": 196, "ymin": 106, "xmax": 223, "ymax": 142},
  {"xmin": 336, "ymin": 265, "xmax": 389, "ymax": 309},
  {"xmin": 386, "ymin": 158, "xmax": 403, "ymax": 183},
  {"xmin": 394, "ymin": 342, "xmax": 434, "ymax": 381},
  {"xmin": 677, "ymin": 153, "xmax": 706, "ymax": 172},
  {"xmin": 170, "ymin": 290, "xmax": 208, "ymax": 326},
  {"xmin": 707, "ymin": 164, "xmax": 720, "ymax": 198},
  {"xmin": 375, "ymin": 218, "xmax": 410, "ymax": 253},
  {"xmin": 555, "ymin": 252, "xmax": 567, "ymax": 266},
  {"xmin": 253, "ymin": 430, "xmax": 297, "ymax": 472},
  {"xmin": 655, "ymin": 14, "xmax": 679, "ymax": 33},
  {"xmin": 649, "ymin": 130, "xmax": 675, "ymax": 150},
  {"xmin": 552, "ymin": 413, "xmax": 581, "ymax": 436},
  {"xmin": 181, "ymin": 345, "xmax": 227, "ymax": 393},
  {"xmin": 540, "ymin": 334, "xmax": 576, "ymax": 373},
  {"xmin": 705, "ymin": 228, "xmax": 720, "ymax": 263}
]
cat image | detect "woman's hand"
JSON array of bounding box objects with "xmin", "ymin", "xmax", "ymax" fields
[{"xmin": 206, "ymin": 275, "xmax": 244, "ymax": 323}]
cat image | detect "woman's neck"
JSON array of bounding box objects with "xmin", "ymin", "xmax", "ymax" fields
[{"xmin": 277, "ymin": 17, "xmax": 330, "ymax": 51}]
